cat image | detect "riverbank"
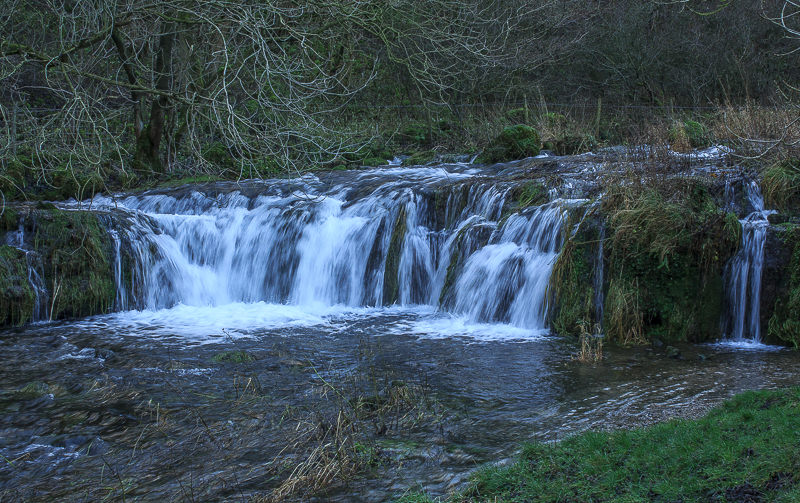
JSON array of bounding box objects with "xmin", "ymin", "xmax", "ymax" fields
[{"xmin": 399, "ymin": 387, "xmax": 800, "ymax": 503}]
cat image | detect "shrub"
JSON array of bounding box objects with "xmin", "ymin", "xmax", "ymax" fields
[{"xmin": 477, "ymin": 125, "xmax": 540, "ymax": 163}]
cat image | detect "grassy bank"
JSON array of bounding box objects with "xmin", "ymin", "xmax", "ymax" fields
[{"xmin": 399, "ymin": 388, "xmax": 800, "ymax": 503}]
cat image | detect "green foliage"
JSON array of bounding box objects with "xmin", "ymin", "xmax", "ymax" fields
[
  {"xmin": 669, "ymin": 119, "xmax": 712, "ymax": 150},
  {"xmin": 768, "ymin": 225, "xmax": 800, "ymax": 346},
  {"xmin": 0, "ymin": 245, "xmax": 35, "ymax": 326},
  {"xmin": 602, "ymin": 180, "xmax": 737, "ymax": 343},
  {"xmin": 477, "ymin": 125, "xmax": 540, "ymax": 164},
  {"xmin": 550, "ymin": 215, "xmax": 598, "ymax": 337},
  {"xmin": 399, "ymin": 123, "xmax": 429, "ymax": 146},
  {"xmin": 34, "ymin": 208, "xmax": 116, "ymax": 320},
  {"xmin": 201, "ymin": 141, "xmax": 237, "ymax": 173},
  {"xmin": 763, "ymin": 158, "xmax": 800, "ymax": 213},
  {"xmin": 394, "ymin": 491, "xmax": 436, "ymax": 503},
  {"xmin": 459, "ymin": 388, "xmax": 800, "ymax": 503},
  {"xmin": 505, "ymin": 107, "xmax": 529, "ymax": 123},
  {"xmin": 684, "ymin": 120, "xmax": 711, "ymax": 148}
]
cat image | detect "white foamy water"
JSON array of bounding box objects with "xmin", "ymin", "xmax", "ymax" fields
[
  {"xmin": 75, "ymin": 164, "xmax": 574, "ymax": 339},
  {"xmin": 724, "ymin": 180, "xmax": 775, "ymax": 343}
]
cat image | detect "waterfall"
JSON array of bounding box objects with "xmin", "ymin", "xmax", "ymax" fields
[
  {"xmin": 87, "ymin": 168, "xmax": 569, "ymax": 330},
  {"xmin": 724, "ymin": 180, "xmax": 774, "ymax": 343},
  {"xmin": 593, "ymin": 225, "xmax": 605, "ymax": 327},
  {"xmin": 4, "ymin": 223, "xmax": 49, "ymax": 321}
]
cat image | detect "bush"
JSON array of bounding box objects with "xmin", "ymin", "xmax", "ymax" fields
[{"xmin": 477, "ymin": 125, "xmax": 540, "ymax": 163}]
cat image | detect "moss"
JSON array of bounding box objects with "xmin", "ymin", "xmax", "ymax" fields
[
  {"xmin": 212, "ymin": 350, "xmax": 255, "ymax": 364},
  {"xmin": 402, "ymin": 151, "xmax": 435, "ymax": 166},
  {"xmin": 362, "ymin": 157, "xmax": 388, "ymax": 167},
  {"xmin": 383, "ymin": 208, "xmax": 407, "ymax": 305},
  {"xmin": 1, "ymin": 208, "xmax": 19, "ymax": 232},
  {"xmin": 0, "ymin": 245, "xmax": 35, "ymax": 326},
  {"xmin": 768, "ymin": 224, "xmax": 800, "ymax": 346},
  {"xmin": 550, "ymin": 216, "xmax": 599, "ymax": 337},
  {"xmin": 477, "ymin": 125, "xmax": 540, "ymax": 164},
  {"xmin": 511, "ymin": 181, "xmax": 548, "ymax": 208},
  {"xmin": 33, "ymin": 208, "xmax": 116, "ymax": 320},
  {"xmin": 602, "ymin": 180, "xmax": 738, "ymax": 344}
]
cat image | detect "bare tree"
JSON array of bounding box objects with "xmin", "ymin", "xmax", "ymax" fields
[{"xmin": 1, "ymin": 0, "xmax": 378, "ymax": 181}]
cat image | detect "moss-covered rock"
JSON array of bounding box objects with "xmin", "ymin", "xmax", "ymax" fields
[
  {"xmin": 32, "ymin": 208, "xmax": 117, "ymax": 319},
  {"xmin": 601, "ymin": 180, "xmax": 739, "ymax": 344},
  {"xmin": 0, "ymin": 245, "xmax": 35, "ymax": 326},
  {"xmin": 767, "ymin": 224, "xmax": 800, "ymax": 347},
  {"xmin": 477, "ymin": 125, "xmax": 540, "ymax": 164},
  {"xmin": 383, "ymin": 208, "xmax": 407, "ymax": 305},
  {"xmin": 550, "ymin": 212, "xmax": 601, "ymax": 337},
  {"xmin": 401, "ymin": 151, "xmax": 435, "ymax": 166}
]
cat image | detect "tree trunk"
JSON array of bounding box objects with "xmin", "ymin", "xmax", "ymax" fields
[{"xmin": 144, "ymin": 20, "xmax": 176, "ymax": 173}]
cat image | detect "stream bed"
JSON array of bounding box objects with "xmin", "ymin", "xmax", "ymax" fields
[{"xmin": 1, "ymin": 307, "xmax": 798, "ymax": 502}]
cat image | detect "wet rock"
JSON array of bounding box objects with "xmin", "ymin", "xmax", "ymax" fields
[{"xmin": 665, "ymin": 346, "xmax": 681, "ymax": 359}]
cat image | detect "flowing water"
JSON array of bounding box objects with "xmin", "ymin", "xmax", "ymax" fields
[
  {"xmin": 723, "ymin": 180, "xmax": 775, "ymax": 344},
  {"xmin": 1, "ymin": 154, "xmax": 797, "ymax": 501}
]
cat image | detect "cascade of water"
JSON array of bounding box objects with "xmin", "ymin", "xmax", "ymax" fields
[
  {"xmin": 724, "ymin": 180, "xmax": 774, "ymax": 342},
  {"xmin": 450, "ymin": 202, "xmax": 564, "ymax": 328},
  {"xmin": 5, "ymin": 223, "xmax": 49, "ymax": 321},
  {"xmin": 109, "ymin": 229, "xmax": 128, "ymax": 311},
  {"xmin": 87, "ymin": 168, "xmax": 568, "ymax": 329},
  {"xmin": 593, "ymin": 225, "xmax": 606, "ymax": 327}
]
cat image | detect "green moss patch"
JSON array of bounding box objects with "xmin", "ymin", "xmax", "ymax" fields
[
  {"xmin": 383, "ymin": 208, "xmax": 408, "ymax": 305},
  {"xmin": 33, "ymin": 208, "xmax": 116, "ymax": 320},
  {"xmin": 602, "ymin": 180, "xmax": 738, "ymax": 344},
  {"xmin": 477, "ymin": 125, "xmax": 540, "ymax": 164},
  {"xmin": 768, "ymin": 224, "xmax": 800, "ymax": 346},
  {"xmin": 0, "ymin": 245, "xmax": 35, "ymax": 326}
]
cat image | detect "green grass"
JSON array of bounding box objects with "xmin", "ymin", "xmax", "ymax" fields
[{"xmin": 400, "ymin": 388, "xmax": 800, "ymax": 502}]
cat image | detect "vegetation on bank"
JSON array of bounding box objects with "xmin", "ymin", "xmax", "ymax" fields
[
  {"xmin": 551, "ymin": 174, "xmax": 742, "ymax": 346},
  {"xmin": 0, "ymin": 206, "xmax": 118, "ymax": 325},
  {"xmin": 768, "ymin": 223, "xmax": 800, "ymax": 347},
  {"xmin": 398, "ymin": 388, "xmax": 800, "ymax": 503},
  {"xmin": 2, "ymin": 0, "xmax": 799, "ymax": 201}
]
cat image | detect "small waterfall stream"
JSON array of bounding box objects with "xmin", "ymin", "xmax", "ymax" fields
[
  {"xmin": 87, "ymin": 167, "xmax": 572, "ymax": 330},
  {"xmin": 724, "ymin": 180, "xmax": 774, "ymax": 343},
  {"xmin": 4, "ymin": 223, "xmax": 49, "ymax": 321}
]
